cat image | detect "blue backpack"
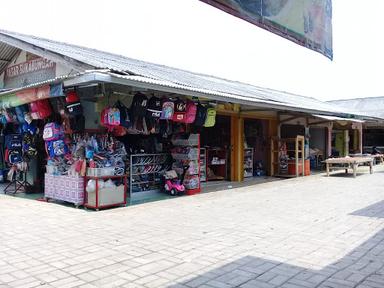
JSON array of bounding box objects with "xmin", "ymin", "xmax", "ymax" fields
[{"xmin": 46, "ymin": 139, "xmax": 69, "ymax": 158}]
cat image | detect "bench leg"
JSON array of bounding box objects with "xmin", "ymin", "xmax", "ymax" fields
[
  {"xmin": 326, "ymin": 163, "xmax": 330, "ymax": 176},
  {"xmin": 370, "ymin": 162, "xmax": 373, "ymax": 174},
  {"xmin": 353, "ymin": 164, "xmax": 357, "ymax": 178}
]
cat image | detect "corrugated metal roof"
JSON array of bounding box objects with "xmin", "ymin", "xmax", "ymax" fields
[
  {"xmin": 330, "ymin": 97, "xmax": 384, "ymax": 119},
  {"xmin": 0, "ymin": 42, "xmax": 20, "ymax": 75},
  {"xmin": 0, "ymin": 29, "xmax": 367, "ymax": 118},
  {"xmin": 312, "ymin": 114, "xmax": 365, "ymax": 123}
]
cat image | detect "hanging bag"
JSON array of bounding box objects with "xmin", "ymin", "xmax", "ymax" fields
[
  {"xmin": 203, "ymin": 106, "xmax": 216, "ymax": 127},
  {"xmin": 193, "ymin": 103, "xmax": 208, "ymax": 126},
  {"xmin": 160, "ymin": 99, "xmax": 174, "ymax": 120},
  {"xmin": 43, "ymin": 123, "xmax": 64, "ymax": 141},
  {"xmin": 184, "ymin": 100, "xmax": 197, "ymax": 124},
  {"xmin": 172, "ymin": 99, "xmax": 187, "ymax": 122}
]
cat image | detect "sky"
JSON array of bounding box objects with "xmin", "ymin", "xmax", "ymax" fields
[{"xmin": 0, "ymin": 0, "xmax": 383, "ymax": 101}]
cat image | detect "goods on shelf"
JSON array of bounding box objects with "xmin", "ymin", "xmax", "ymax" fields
[
  {"xmin": 128, "ymin": 153, "xmax": 170, "ymax": 200},
  {"xmin": 171, "ymin": 133, "xmax": 201, "ymax": 194},
  {"xmin": 244, "ymin": 148, "xmax": 253, "ymax": 178}
]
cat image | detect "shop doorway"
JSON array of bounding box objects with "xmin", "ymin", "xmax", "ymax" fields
[
  {"xmin": 199, "ymin": 115, "xmax": 231, "ymax": 181},
  {"xmin": 244, "ymin": 119, "xmax": 269, "ymax": 177}
]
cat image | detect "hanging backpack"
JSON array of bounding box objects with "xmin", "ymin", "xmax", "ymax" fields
[
  {"xmin": 184, "ymin": 100, "xmax": 197, "ymax": 124},
  {"xmin": 131, "ymin": 92, "xmax": 148, "ymax": 118},
  {"xmin": 65, "ymin": 90, "xmax": 80, "ymax": 103},
  {"xmin": 5, "ymin": 134, "xmax": 23, "ymax": 164},
  {"xmin": 15, "ymin": 105, "xmax": 29, "ymax": 123},
  {"xmin": 160, "ymin": 99, "xmax": 174, "ymax": 120},
  {"xmin": 204, "ymin": 106, "xmax": 216, "ymax": 127},
  {"xmin": 172, "ymin": 99, "xmax": 187, "ymax": 123},
  {"xmin": 5, "ymin": 149, "xmax": 22, "ymax": 164},
  {"xmin": 115, "ymin": 101, "xmax": 131, "ymax": 128},
  {"xmin": 43, "ymin": 123, "xmax": 64, "ymax": 141},
  {"xmin": 147, "ymin": 97, "xmax": 162, "ymax": 118},
  {"xmin": 5, "ymin": 134, "xmax": 23, "ymax": 150},
  {"xmin": 29, "ymin": 99, "xmax": 52, "ymax": 119},
  {"xmin": 46, "ymin": 139, "xmax": 69, "ymax": 158},
  {"xmin": 66, "ymin": 102, "xmax": 83, "ymax": 116},
  {"xmin": 193, "ymin": 103, "xmax": 208, "ymax": 126},
  {"xmin": 23, "ymin": 133, "xmax": 38, "ymax": 157},
  {"xmin": 4, "ymin": 108, "xmax": 17, "ymax": 123}
]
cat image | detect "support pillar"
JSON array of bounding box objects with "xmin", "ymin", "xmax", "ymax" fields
[
  {"xmin": 230, "ymin": 115, "xmax": 244, "ymax": 182},
  {"xmin": 327, "ymin": 123, "xmax": 333, "ymax": 157},
  {"xmin": 344, "ymin": 130, "xmax": 349, "ymax": 156}
]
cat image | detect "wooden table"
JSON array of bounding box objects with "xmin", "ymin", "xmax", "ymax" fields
[{"xmin": 324, "ymin": 157, "xmax": 373, "ymax": 178}]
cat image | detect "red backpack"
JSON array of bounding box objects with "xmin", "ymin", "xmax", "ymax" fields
[
  {"xmin": 184, "ymin": 100, "xmax": 197, "ymax": 124},
  {"xmin": 29, "ymin": 99, "xmax": 52, "ymax": 119}
]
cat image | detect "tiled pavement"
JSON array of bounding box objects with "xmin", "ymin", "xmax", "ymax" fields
[{"xmin": 1, "ymin": 167, "xmax": 384, "ymax": 287}]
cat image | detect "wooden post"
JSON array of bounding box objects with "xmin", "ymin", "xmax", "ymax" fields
[
  {"xmin": 344, "ymin": 130, "xmax": 349, "ymax": 156},
  {"xmin": 230, "ymin": 115, "xmax": 244, "ymax": 182},
  {"xmin": 327, "ymin": 124, "xmax": 333, "ymax": 157}
]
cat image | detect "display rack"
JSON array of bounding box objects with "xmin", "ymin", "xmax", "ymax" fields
[
  {"xmin": 129, "ymin": 153, "xmax": 169, "ymax": 201},
  {"xmin": 84, "ymin": 175, "xmax": 127, "ymax": 210},
  {"xmin": 171, "ymin": 134, "xmax": 201, "ymax": 195},
  {"xmin": 200, "ymin": 148, "xmax": 207, "ymax": 182},
  {"xmin": 270, "ymin": 135, "xmax": 305, "ymax": 177},
  {"xmin": 244, "ymin": 148, "xmax": 254, "ymax": 178},
  {"xmin": 206, "ymin": 148, "xmax": 227, "ymax": 181}
]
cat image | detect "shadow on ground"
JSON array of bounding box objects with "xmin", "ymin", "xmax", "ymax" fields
[{"xmin": 170, "ymin": 202, "xmax": 384, "ymax": 288}]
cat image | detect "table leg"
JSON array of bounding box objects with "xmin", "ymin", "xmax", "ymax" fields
[
  {"xmin": 370, "ymin": 161, "xmax": 373, "ymax": 174},
  {"xmin": 353, "ymin": 164, "xmax": 357, "ymax": 178},
  {"xmin": 326, "ymin": 163, "xmax": 330, "ymax": 176}
]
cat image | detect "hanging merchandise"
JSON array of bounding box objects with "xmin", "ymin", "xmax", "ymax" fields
[
  {"xmin": 65, "ymin": 90, "xmax": 83, "ymax": 116},
  {"xmin": 159, "ymin": 120, "xmax": 172, "ymax": 138},
  {"xmin": 172, "ymin": 98, "xmax": 187, "ymax": 123},
  {"xmin": 15, "ymin": 104, "xmax": 29, "ymax": 123},
  {"xmin": 101, "ymin": 107, "xmax": 120, "ymax": 131},
  {"xmin": 65, "ymin": 90, "xmax": 80, "ymax": 103},
  {"xmin": 203, "ymin": 106, "xmax": 216, "ymax": 127},
  {"xmin": 4, "ymin": 108, "xmax": 17, "ymax": 123},
  {"xmin": 131, "ymin": 92, "xmax": 148, "ymax": 118},
  {"xmin": 160, "ymin": 98, "xmax": 174, "ymax": 120},
  {"xmin": 115, "ymin": 101, "xmax": 131, "ymax": 128},
  {"xmin": 147, "ymin": 96, "xmax": 162, "ymax": 118},
  {"xmin": 22, "ymin": 133, "xmax": 38, "ymax": 157},
  {"xmin": 194, "ymin": 103, "xmax": 208, "ymax": 126},
  {"xmin": 4, "ymin": 134, "xmax": 23, "ymax": 164},
  {"xmin": 46, "ymin": 139, "xmax": 69, "ymax": 158},
  {"xmin": 184, "ymin": 100, "xmax": 197, "ymax": 124},
  {"xmin": 29, "ymin": 99, "xmax": 53, "ymax": 119},
  {"xmin": 43, "ymin": 122, "xmax": 64, "ymax": 141}
]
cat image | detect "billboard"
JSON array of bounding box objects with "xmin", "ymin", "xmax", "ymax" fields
[{"xmin": 200, "ymin": 0, "xmax": 333, "ymax": 60}]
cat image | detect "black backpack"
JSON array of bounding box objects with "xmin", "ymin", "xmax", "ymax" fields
[
  {"xmin": 115, "ymin": 101, "xmax": 131, "ymax": 128},
  {"xmin": 193, "ymin": 103, "xmax": 207, "ymax": 126},
  {"xmin": 147, "ymin": 96, "xmax": 162, "ymax": 118},
  {"xmin": 131, "ymin": 92, "xmax": 148, "ymax": 118}
]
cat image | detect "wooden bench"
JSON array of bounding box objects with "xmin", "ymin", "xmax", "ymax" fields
[{"xmin": 324, "ymin": 157, "xmax": 373, "ymax": 178}]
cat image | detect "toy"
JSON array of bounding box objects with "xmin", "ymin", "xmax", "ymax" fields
[{"xmin": 164, "ymin": 165, "xmax": 189, "ymax": 196}]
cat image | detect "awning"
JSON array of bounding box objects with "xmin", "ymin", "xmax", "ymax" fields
[{"xmin": 312, "ymin": 114, "xmax": 365, "ymax": 123}]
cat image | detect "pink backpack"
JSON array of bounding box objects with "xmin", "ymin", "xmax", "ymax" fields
[
  {"xmin": 184, "ymin": 101, "xmax": 197, "ymax": 123},
  {"xmin": 43, "ymin": 123, "xmax": 64, "ymax": 141},
  {"xmin": 101, "ymin": 107, "xmax": 120, "ymax": 130}
]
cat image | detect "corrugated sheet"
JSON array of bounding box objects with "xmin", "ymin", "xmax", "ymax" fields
[
  {"xmin": 0, "ymin": 29, "xmax": 364, "ymax": 118},
  {"xmin": 330, "ymin": 97, "xmax": 384, "ymax": 119},
  {"xmin": 0, "ymin": 42, "xmax": 20, "ymax": 74}
]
